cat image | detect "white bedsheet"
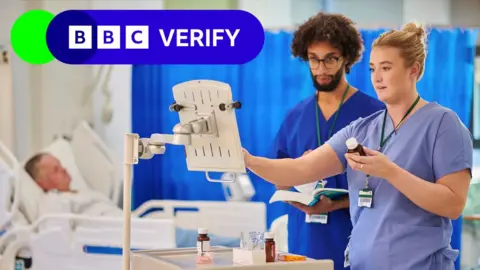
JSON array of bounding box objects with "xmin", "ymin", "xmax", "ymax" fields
[{"xmin": 39, "ymin": 190, "xmax": 122, "ymax": 219}]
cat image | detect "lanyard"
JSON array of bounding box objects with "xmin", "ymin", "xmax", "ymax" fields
[
  {"xmin": 379, "ymin": 95, "xmax": 420, "ymax": 151},
  {"xmin": 315, "ymin": 85, "xmax": 350, "ymax": 147}
]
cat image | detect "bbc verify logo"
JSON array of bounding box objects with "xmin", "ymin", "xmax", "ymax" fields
[
  {"xmin": 68, "ymin": 26, "xmax": 241, "ymax": 50},
  {"xmin": 16, "ymin": 9, "xmax": 265, "ymax": 65}
]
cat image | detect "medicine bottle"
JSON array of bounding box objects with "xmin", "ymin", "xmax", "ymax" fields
[
  {"xmin": 15, "ymin": 248, "xmax": 32, "ymax": 270},
  {"xmin": 346, "ymin": 138, "xmax": 366, "ymax": 156},
  {"xmin": 264, "ymin": 232, "xmax": 276, "ymax": 262},
  {"xmin": 197, "ymin": 228, "xmax": 210, "ymax": 256}
]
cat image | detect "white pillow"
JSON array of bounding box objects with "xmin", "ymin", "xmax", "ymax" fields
[
  {"xmin": 17, "ymin": 169, "xmax": 43, "ymax": 223},
  {"xmin": 70, "ymin": 122, "xmax": 117, "ymax": 200},
  {"xmin": 19, "ymin": 138, "xmax": 91, "ymax": 223}
]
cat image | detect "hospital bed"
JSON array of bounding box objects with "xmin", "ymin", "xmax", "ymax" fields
[
  {"xmin": 0, "ymin": 139, "xmax": 171, "ymax": 270},
  {"xmin": 0, "ymin": 132, "xmax": 266, "ymax": 270}
]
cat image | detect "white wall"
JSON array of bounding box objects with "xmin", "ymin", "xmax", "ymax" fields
[
  {"xmin": 238, "ymin": 0, "xmax": 324, "ymax": 29},
  {"xmin": 327, "ymin": 0, "xmax": 404, "ymax": 28},
  {"xmin": 91, "ymin": 65, "xmax": 132, "ymax": 165},
  {"xmin": 291, "ymin": 0, "xmax": 324, "ymax": 26},
  {"xmin": 403, "ymin": 0, "xmax": 451, "ymax": 25},
  {"xmin": 0, "ymin": 49, "xmax": 14, "ymax": 151},
  {"xmin": 238, "ymin": 0, "xmax": 293, "ymax": 29},
  {"xmin": 30, "ymin": 0, "xmax": 92, "ymax": 158},
  {"xmin": 90, "ymin": 0, "xmax": 164, "ymax": 161},
  {"xmin": 451, "ymin": 0, "xmax": 480, "ymax": 27},
  {"xmin": 0, "ymin": 0, "xmax": 24, "ymax": 46},
  {"xmin": 1, "ymin": 0, "xmax": 31, "ymax": 159},
  {"xmin": 0, "ymin": 0, "xmax": 93, "ymax": 160}
]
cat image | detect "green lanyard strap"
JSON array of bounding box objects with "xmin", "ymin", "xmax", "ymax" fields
[
  {"xmin": 315, "ymin": 85, "xmax": 350, "ymax": 147},
  {"xmin": 379, "ymin": 95, "xmax": 421, "ymax": 150}
]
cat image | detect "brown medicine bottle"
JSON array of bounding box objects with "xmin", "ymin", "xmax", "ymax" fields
[
  {"xmin": 197, "ymin": 228, "xmax": 210, "ymax": 256},
  {"xmin": 346, "ymin": 138, "xmax": 366, "ymax": 156},
  {"xmin": 264, "ymin": 232, "xmax": 276, "ymax": 262}
]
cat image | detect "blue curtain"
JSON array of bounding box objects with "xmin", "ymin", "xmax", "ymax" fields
[
  {"xmin": 132, "ymin": 28, "xmax": 478, "ymax": 269},
  {"xmin": 132, "ymin": 64, "xmax": 240, "ymax": 202}
]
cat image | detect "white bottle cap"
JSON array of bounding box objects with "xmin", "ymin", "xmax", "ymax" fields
[
  {"xmin": 264, "ymin": 232, "xmax": 275, "ymax": 239},
  {"xmin": 17, "ymin": 247, "xmax": 31, "ymax": 257},
  {"xmin": 346, "ymin": 138, "xmax": 359, "ymax": 150},
  {"xmin": 198, "ymin": 228, "xmax": 208, "ymax": 234}
]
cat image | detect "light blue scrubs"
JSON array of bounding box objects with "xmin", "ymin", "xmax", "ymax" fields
[
  {"xmin": 327, "ymin": 102, "xmax": 473, "ymax": 269},
  {"xmin": 269, "ymin": 90, "xmax": 384, "ymax": 270}
]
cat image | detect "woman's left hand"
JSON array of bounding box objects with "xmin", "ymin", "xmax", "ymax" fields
[{"xmin": 344, "ymin": 147, "xmax": 397, "ymax": 180}]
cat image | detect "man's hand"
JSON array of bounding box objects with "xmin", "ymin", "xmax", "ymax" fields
[
  {"xmin": 289, "ymin": 196, "xmax": 334, "ymax": 215},
  {"xmin": 275, "ymin": 185, "xmax": 291, "ymax": 190},
  {"xmin": 289, "ymin": 195, "xmax": 349, "ymax": 215}
]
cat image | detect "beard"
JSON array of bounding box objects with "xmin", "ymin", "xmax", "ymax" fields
[{"xmin": 311, "ymin": 67, "xmax": 344, "ymax": 92}]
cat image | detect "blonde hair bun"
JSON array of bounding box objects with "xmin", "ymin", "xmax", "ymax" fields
[
  {"xmin": 402, "ymin": 22, "xmax": 427, "ymax": 42},
  {"xmin": 372, "ymin": 21, "xmax": 428, "ymax": 81}
]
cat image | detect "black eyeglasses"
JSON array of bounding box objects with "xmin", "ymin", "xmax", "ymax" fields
[{"xmin": 308, "ymin": 56, "xmax": 342, "ymax": 69}]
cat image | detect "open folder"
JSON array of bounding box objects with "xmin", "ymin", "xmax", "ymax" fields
[{"xmin": 269, "ymin": 188, "xmax": 348, "ymax": 206}]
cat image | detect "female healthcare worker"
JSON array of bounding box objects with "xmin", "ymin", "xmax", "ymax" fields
[
  {"xmin": 244, "ymin": 22, "xmax": 473, "ymax": 269},
  {"xmin": 267, "ymin": 12, "xmax": 384, "ymax": 270}
]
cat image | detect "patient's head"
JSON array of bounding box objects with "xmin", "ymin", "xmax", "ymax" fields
[{"xmin": 24, "ymin": 153, "xmax": 72, "ymax": 192}]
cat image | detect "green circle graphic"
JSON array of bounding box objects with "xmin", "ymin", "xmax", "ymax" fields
[{"xmin": 11, "ymin": 10, "xmax": 55, "ymax": 65}]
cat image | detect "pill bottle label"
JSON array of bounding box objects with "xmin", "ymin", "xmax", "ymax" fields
[
  {"xmin": 15, "ymin": 260, "xmax": 24, "ymax": 270},
  {"xmin": 197, "ymin": 240, "xmax": 210, "ymax": 255}
]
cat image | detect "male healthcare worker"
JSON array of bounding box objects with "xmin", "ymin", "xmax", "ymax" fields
[{"xmin": 269, "ymin": 12, "xmax": 384, "ymax": 270}]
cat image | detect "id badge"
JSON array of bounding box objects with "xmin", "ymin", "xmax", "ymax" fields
[
  {"xmin": 344, "ymin": 241, "xmax": 350, "ymax": 267},
  {"xmin": 305, "ymin": 214, "xmax": 328, "ymax": 224},
  {"xmin": 358, "ymin": 189, "xmax": 373, "ymax": 208}
]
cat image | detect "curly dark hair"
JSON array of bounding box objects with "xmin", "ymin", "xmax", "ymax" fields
[{"xmin": 291, "ymin": 12, "xmax": 364, "ymax": 74}]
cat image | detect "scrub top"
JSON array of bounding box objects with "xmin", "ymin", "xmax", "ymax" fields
[
  {"xmin": 270, "ymin": 90, "xmax": 384, "ymax": 270},
  {"xmin": 327, "ymin": 102, "xmax": 473, "ymax": 269}
]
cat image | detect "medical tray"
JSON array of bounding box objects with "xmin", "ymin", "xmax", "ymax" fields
[{"xmin": 131, "ymin": 246, "xmax": 334, "ymax": 270}]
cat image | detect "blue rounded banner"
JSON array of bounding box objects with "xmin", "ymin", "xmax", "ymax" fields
[{"xmin": 46, "ymin": 10, "xmax": 265, "ymax": 65}]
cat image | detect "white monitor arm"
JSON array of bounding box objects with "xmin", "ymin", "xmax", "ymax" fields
[
  {"xmin": 122, "ymin": 80, "xmax": 246, "ymax": 270},
  {"xmin": 133, "ymin": 99, "xmax": 243, "ymax": 183}
]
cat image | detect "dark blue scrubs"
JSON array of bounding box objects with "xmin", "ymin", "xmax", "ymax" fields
[{"xmin": 269, "ymin": 90, "xmax": 384, "ymax": 270}]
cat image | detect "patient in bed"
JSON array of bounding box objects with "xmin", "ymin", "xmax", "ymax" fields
[{"xmin": 24, "ymin": 153, "xmax": 240, "ymax": 248}]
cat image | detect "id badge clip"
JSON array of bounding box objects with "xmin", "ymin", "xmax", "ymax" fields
[
  {"xmin": 358, "ymin": 188, "xmax": 373, "ymax": 208},
  {"xmin": 305, "ymin": 214, "xmax": 328, "ymax": 224}
]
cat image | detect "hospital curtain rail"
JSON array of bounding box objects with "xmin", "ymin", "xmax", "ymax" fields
[{"xmin": 131, "ymin": 28, "xmax": 478, "ymax": 270}]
